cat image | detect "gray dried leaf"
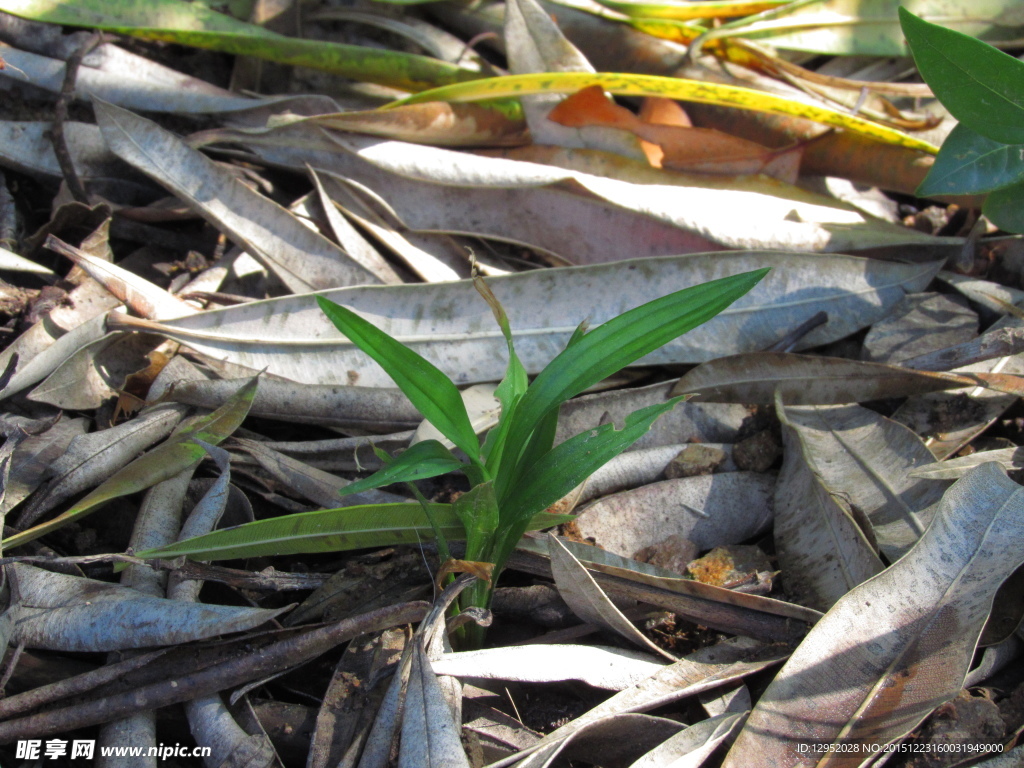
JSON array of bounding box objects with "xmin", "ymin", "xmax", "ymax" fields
[
  {"xmin": 169, "ymin": 376, "xmax": 423, "ymax": 433},
  {"xmin": 911, "ymin": 447, "xmax": 1024, "ymax": 480},
  {"xmin": 0, "ymin": 416, "xmax": 88, "ymax": 516},
  {"xmin": 862, "ymin": 292, "xmax": 977, "ymax": 364},
  {"xmin": 549, "ymin": 534, "xmax": 676, "ymax": 660},
  {"xmin": 779, "ymin": 402, "xmax": 947, "ymax": 560},
  {"xmin": 673, "ymin": 352, "xmax": 985, "ymax": 404},
  {"xmin": 107, "ymin": 252, "xmax": 938, "ymax": 387},
  {"xmin": 397, "ymin": 643, "xmax": 471, "ymax": 768},
  {"xmin": 16, "ymin": 404, "xmax": 187, "ymax": 528},
  {"xmin": 774, "ymin": 403, "xmax": 885, "ymax": 611},
  {"xmin": 495, "ymin": 637, "xmax": 787, "ymax": 768},
  {"xmin": 722, "ymin": 463, "xmax": 1024, "ymax": 766},
  {"xmin": 8, "ymin": 564, "xmax": 287, "ymax": 651},
  {"xmin": 432, "ymin": 644, "xmax": 665, "ymax": 690},
  {"xmin": 627, "ymin": 712, "xmax": 746, "ymax": 768},
  {"xmin": 94, "ymin": 100, "xmax": 380, "ymax": 293},
  {"xmin": 575, "ymin": 472, "xmax": 775, "ymax": 558}
]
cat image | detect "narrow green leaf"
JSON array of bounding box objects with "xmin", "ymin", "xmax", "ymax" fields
[
  {"xmin": 475, "ymin": 276, "xmax": 529, "ymax": 406},
  {"xmin": 317, "ymin": 296, "xmax": 482, "ymax": 463},
  {"xmin": 0, "ymin": 0, "xmax": 479, "ymax": 92},
  {"xmin": 983, "ymin": 180, "xmax": 1024, "ymax": 234},
  {"xmin": 508, "ymin": 398, "xmax": 686, "ymax": 523},
  {"xmin": 4, "ymin": 377, "xmax": 259, "ymax": 550},
  {"xmin": 495, "ymin": 269, "xmax": 768, "ymax": 501},
  {"xmin": 899, "ymin": 8, "xmax": 1024, "ymax": 145},
  {"xmin": 135, "ymin": 503, "xmax": 571, "ymax": 561},
  {"xmin": 501, "ymin": 322, "xmax": 588, "ymax": 479},
  {"xmin": 338, "ymin": 440, "xmax": 465, "ymax": 497},
  {"xmin": 918, "ymin": 123, "xmax": 1024, "ymax": 197},
  {"xmin": 406, "ymin": 482, "xmax": 452, "ymax": 562},
  {"xmin": 490, "ymin": 398, "xmax": 686, "ymax": 574},
  {"xmin": 475, "ymin": 276, "xmax": 529, "ymax": 469},
  {"xmin": 454, "ymin": 482, "xmax": 500, "ymax": 563}
]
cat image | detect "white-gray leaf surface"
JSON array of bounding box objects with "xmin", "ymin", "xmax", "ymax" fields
[
  {"xmin": 94, "ymin": 100, "xmax": 379, "ymax": 293},
  {"xmin": 780, "ymin": 403, "xmax": 947, "ymax": 560},
  {"xmin": 432, "ymin": 644, "xmax": 665, "ymax": 690},
  {"xmin": 723, "ymin": 463, "xmax": 1024, "ymax": 767},
  {"xmin": 9, "ymin": 564, "xmax": 287, "ymax": 651},
  {"xmin": 108, "ymin": 251, "xmax": 938, "ymax": 388}
]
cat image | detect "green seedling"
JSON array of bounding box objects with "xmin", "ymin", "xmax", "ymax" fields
[
  {"xmin": 139, "ymin": 268, "xmax": 766, "ymax": 642},
  {"xmin": 900, "ymin": 8, "xmax": 1024, "ymax": 233}
]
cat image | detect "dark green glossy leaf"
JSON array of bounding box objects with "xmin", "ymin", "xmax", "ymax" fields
[
  {"xmin": 984, "ymin": 179, "xmax": 1024, "ymax": 233},
  {"xmin": 918, "ymin": 123, "xmax": 1024, "ymax": 196},
  {"xmin": 135, "ymin": 503, "xmax": 571, "ymax": 562},
  {"xmin": 318, "ymin": 297, "xmax": 482, "ymax": 464},
  {"xmin": 338, "ymin": 440, "xmax": 465, "ymax": 497},
  {"xmin": 495, "ymin": 269, "xmax": 768, "ymax": 501},
  {"xmin": 900, "ymin": 8, "xmax": 1024, "ymax": 145}
]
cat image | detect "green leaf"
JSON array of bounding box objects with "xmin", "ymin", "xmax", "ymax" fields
[
  {"xmin": 338, "ymin": 440, "xmax": 465, "ymax": 497},
  {"xmin": 476, "ymin": 276, "xmax": 529, "ymax": 468},
  {"xmin": 490, "ymin": 398, "xmax": 686, "ymax": 573},
  {"xmin": 983, "ymin": 179, "xmax": 1024, "ymax": 234},
  {"xmin": 501, "ymin": 322, "xmax": 588, "ymax": 479},
  {"xmin": 4, "ymin": 377, "xmax": 259, "ymax": 550},
  {"xmin": 0, "ymin": 0, "xmax": 479, "ymax": 92},
  {"xmin": 899, "ymin": 7, "xmax": 1024, "ymax": 145},
  {"xmin": 495, "ymin": 268, "xmax": 768, "ymax": 501},
  {"xmin": 135, "ymin": 503, "xmax": 571, "ymax": 561},
  {"xmin": 475, "ymin": 276, "xmax": 529, "ymax": 406},
  {"xmin": 317, "ymin": 296, "xmax": 482, "ymax": 463},
  {"xmin": 918, "ymin": 123, "xmax": 1024, "ymax": 197},
  {"xmin": 453, "ymin": 482, "xmax": 500, "ymax": 563}
]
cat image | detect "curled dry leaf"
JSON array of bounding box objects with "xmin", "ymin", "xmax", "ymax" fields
[
  {"xmin": 911, "ymin": 447, "xmax": 1024, "ymax": 480},
  {"xmin": 268, "ymin": 101, "xmax": 528, "ymax": 147},
  {"xmin": 548, "ymin": 533, "xmax": 677, "ymax": 660},
  {"xmin": 14, "ymin": 403, "xmax": 187, "ymax": 529},
  {"xmin": 672, "ymin": 351, "xmax": 998, "ymax": 404},
  {"xmin": 494, "ymin": 637, "xmax": 788, "ymax": 768},
  {"xmin": 432, "ymin": 644, "xmax": 665, "ymax": 690},
  {"xmin": 253, "ymin": 128, "xmax": 956, "ymax": 256},
  {"xmin": 627, "ymin": 711, "xmax": 746, "ymax": 768},
  {"xmin": 7, "ymin": 564, "xmax": 287, "ymax": 652},
  {"xmin": 6, "ymin": 377, "xmax": 257, "ymax": 550},
  {"xmin": 722, "ymin": 463, "xmax": 1024, "ymax": 767},
  {"xmin": 93, "ymin": 100, "xmax": 380, "ymax": 293},
  {"xmin": 778, "ymin": 401, "xmax": 947, "ymax": 561},
  {"xmin": 168, "ymin": 376, "xmax": 423, "ymax": 433},
  {"xmin": 575, "ymin": 471, "xmax": 775, "ymax": 557},
  {"xmin": 107, "ymin": 252, "xmax": 937, "ymax": 388},
  {"xmin": 774, "ymin": 401, "xmax": 885, "ymax": 611}
]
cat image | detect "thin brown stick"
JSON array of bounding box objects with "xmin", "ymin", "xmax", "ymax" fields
[
  {"xmin": 0, "ymin": 601, "xmax": 429, "ymax": 741},
  {"xmin": 50, "ymin": 32, "xmax": 104, "ymax": 204}
]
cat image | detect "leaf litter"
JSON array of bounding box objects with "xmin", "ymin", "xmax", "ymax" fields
[{"xmin": 0, "ymin": 0, "xmax": 1021, "ymax": 765}]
